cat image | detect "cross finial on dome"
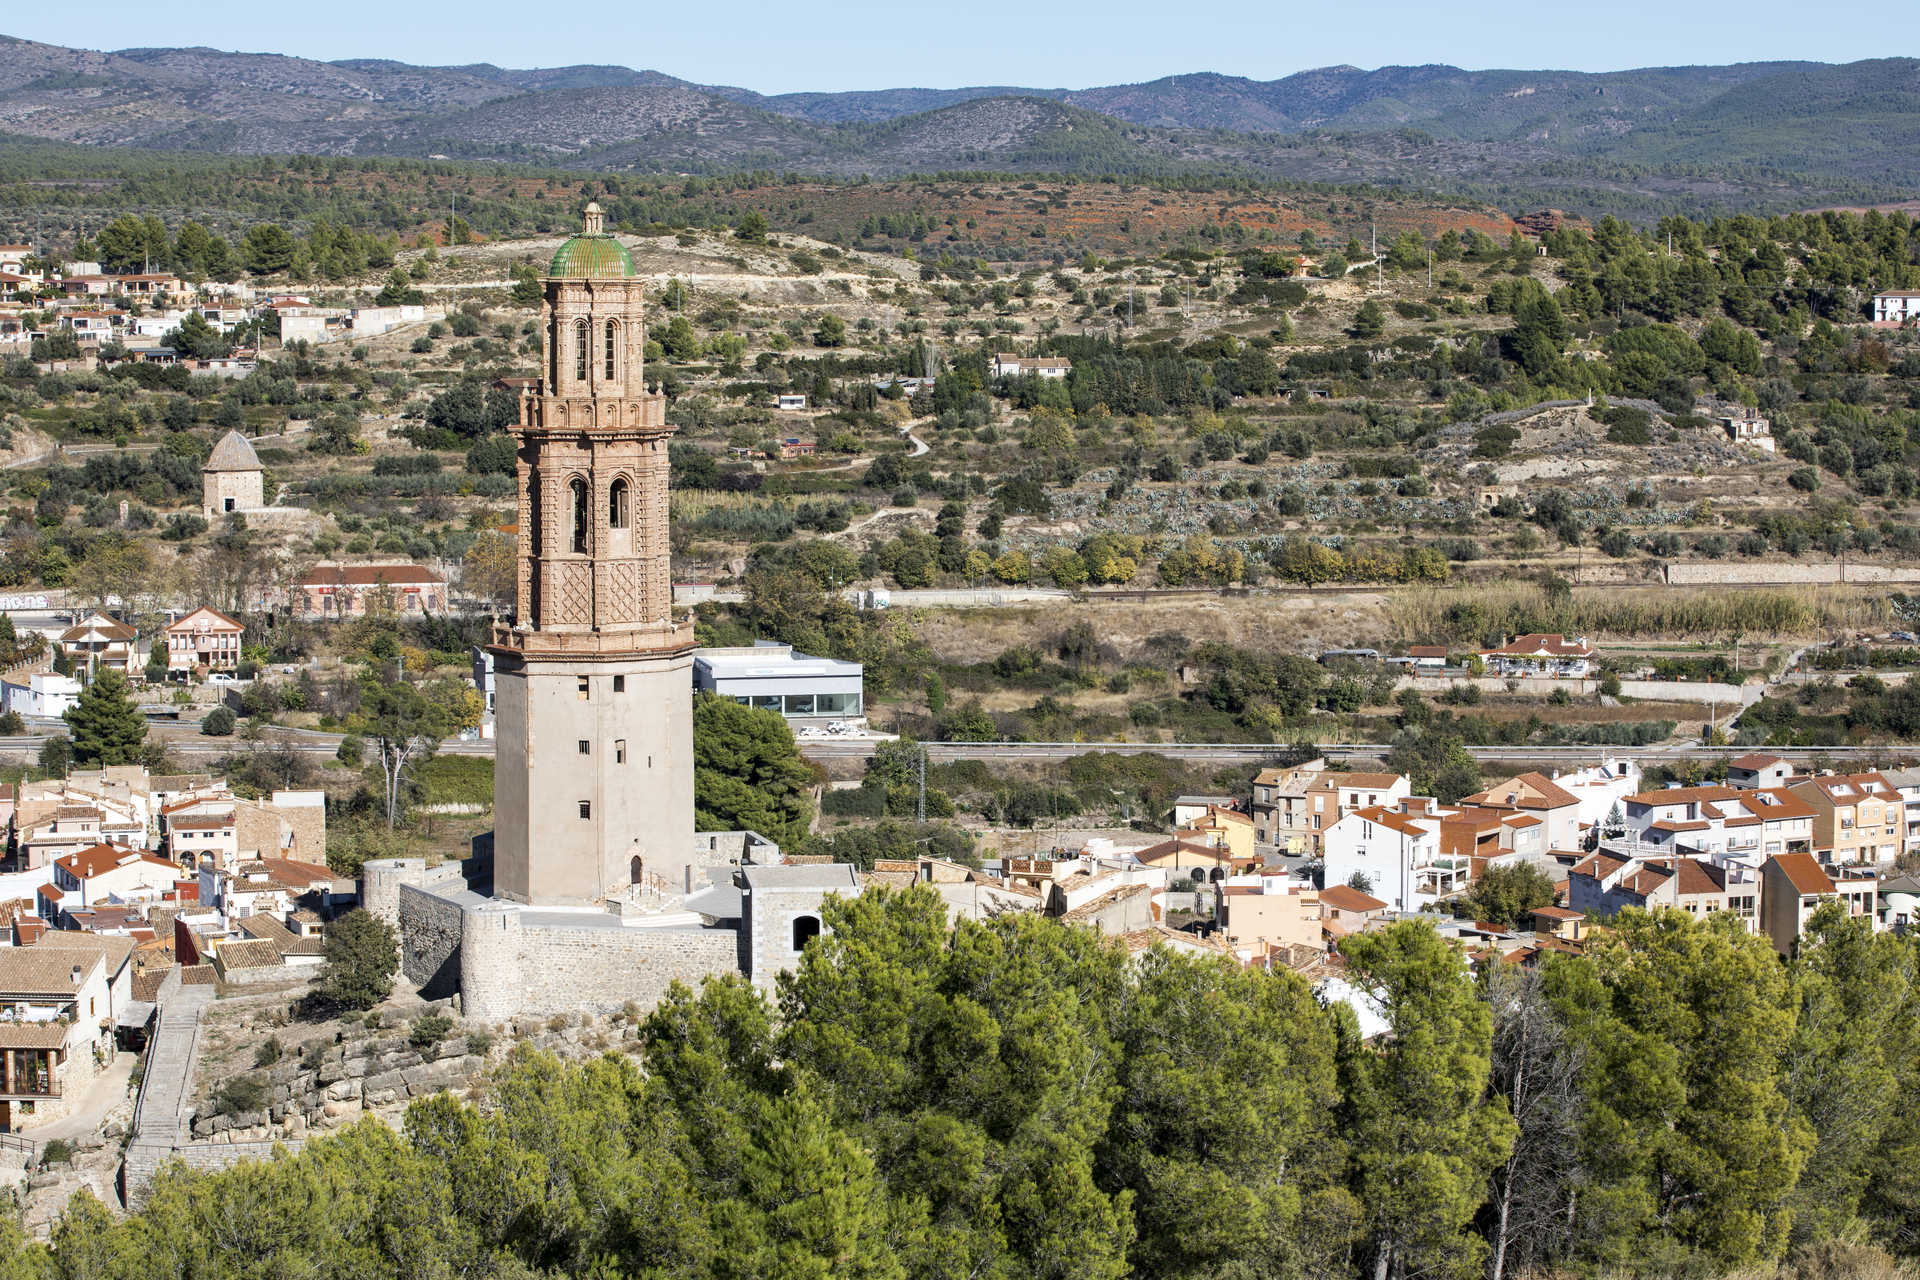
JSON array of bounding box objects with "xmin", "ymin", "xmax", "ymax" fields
[{"xmin": 583, "ymin": 202, "xmax": 605, "ymax": 236}]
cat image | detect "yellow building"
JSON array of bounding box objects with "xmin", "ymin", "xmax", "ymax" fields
[{"xmin": 1176, "ymin": 805, "xmax": 1256, "ymax": 863}]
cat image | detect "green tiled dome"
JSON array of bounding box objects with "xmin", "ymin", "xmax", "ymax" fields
[
  {"xmin": 548, "ymin": 202, "xmax": 633, "ymax": 278},
  {"xmin": 549, "ymin": 234, "xmax": 634, "ymax": 279}
]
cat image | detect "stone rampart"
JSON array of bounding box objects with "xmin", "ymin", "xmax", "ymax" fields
[{"xmin": 397, "ymin": 882, "xmax": 469, "ymax": 1000}]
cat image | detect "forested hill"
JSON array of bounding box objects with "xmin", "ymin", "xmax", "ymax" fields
[{"xmin": 2, "ymin": 35, "xmax": 1920, "ymax": 213}]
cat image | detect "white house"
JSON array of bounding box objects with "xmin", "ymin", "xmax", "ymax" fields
[
  {"xmin": 1621, "ymin": 785, "xmax": 1816, "ymax": 863},
  {"xmin": 1873, "ymin": 292, "xmax": 1920, "ymax": 327},
  {"xmin": 1477, "ymin": 634, "xmax": 1595, "ymax": 678},
  {"xmin": 1322, "ymin": 805, "xmax": 1460, "ymax": 913},
  {"xmin": 38, "ymin": 844, "xmax": 183, "ymax": 924},
  {"xmin": 0, "ymin": 673, "xmax": 80, "ymax": 719},
  {"xmin": 991, "ymin": 353, "xmax": 1071, "ymax": 380},
  {"xmin": 349, "ymin": 304, "xmax": 429, "ymax": 337}
]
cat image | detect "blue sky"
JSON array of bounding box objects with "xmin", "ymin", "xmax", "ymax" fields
[{"xmin": 10, "ymin": 2, "xmax": 1918, "ymax": 94}]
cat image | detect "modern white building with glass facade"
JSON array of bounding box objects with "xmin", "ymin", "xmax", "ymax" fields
[{"xmin": 693, "ymin": 643, "xmax": 864, "ymax": 722}]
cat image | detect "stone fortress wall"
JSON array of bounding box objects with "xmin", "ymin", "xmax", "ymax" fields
[{"xmin": 370, "ymin": 848, "xmax": 765, "ymax": 1020}]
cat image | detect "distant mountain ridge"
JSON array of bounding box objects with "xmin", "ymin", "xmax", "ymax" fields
[{"xmin": 0, "ymin": 35, "xmax": 1915, "ymax": 212}]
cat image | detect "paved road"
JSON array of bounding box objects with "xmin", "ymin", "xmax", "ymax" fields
[{"xmin": 795, "ymin": 740, "xmax": 1920, "ymax": 766}]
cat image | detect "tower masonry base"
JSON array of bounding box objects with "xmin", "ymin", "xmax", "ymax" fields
[{"xmin": 490, "ymin": 645, "xmax": 696, "ymax": 908}]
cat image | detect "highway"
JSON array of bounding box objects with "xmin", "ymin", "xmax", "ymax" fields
[
  {"xmin": 0, "ymin": 724, "xmax": 1909, "ymax": 769},
  {"xmin": 795, "ymin": 740, "xmax": 1920, "ymax": 766}
]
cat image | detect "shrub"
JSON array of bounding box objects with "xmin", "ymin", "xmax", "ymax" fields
[
  {"xmin": 253, "ymin": 1035, "xmax": 281, "ymax": 1067},
  {"xmin": 202, "ymin": 706, "xmax": 236, "ymax": 736},
  {"xmin": 317, "ymin": 910, "xmax": 398, "ymax": 1012},
  {"xmin": 214, "ymin": 1074, "xmax": 267, "ymax": 1117},
  {"xmin": 465, "ymin": 1030, "xmax": 494, "ymax": 1058},
  {"xmin": 409, "ymin": 1014, "xmax": 453, "ymax": 1049}
]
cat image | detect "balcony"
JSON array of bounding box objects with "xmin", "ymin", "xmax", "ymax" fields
[{"xmin": 0, "ymin": 1081, "xmax": 59, "ymax": 1101}]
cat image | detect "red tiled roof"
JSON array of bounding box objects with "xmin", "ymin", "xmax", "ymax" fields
[
  {"xmin": 1320, "ymin": 884, "xmax": 1387, "ymax": 913},
  {"xmin": 1674, "ymin": 860, "xmax": 1727, "ymax": 896},
  {"xmin": 298, "ymin": 563, "xmax": 443, "ymax": 588},
  {"xmin": 1769, "ymin": 852, "xmax": 1835, "ymax": 897},
  {"xmin": 1479, "ymin": 633, "xmax": 1594, "ymax": 658},
  {"xmin": 166, "ymin": 607, "xmax": 243, "ymax": 633},
  {"xmin": 1347, "ymin": 805, "xmax": 1426, "ymax": 837},
  {"xmin": 1729, "ymin": 753, "xmax": 1783, "ymax": 771},
  {"xmin": 55, "ymin": 843, "xmax": 139, "ymax": 880}
]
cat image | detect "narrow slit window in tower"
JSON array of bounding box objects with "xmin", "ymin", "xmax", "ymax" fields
[
  {"xmin": 574, "ymin": 319, "xmax": 588, "ymax": 382},
  {"xmin": 605, "ymin": 320, "xmax": 617, "ymax": 381},
  {"xmin": 570, "ymin": 478, "xmax": 588, "ymax": 553}
]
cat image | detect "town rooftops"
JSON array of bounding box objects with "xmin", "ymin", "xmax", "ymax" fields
[
  {"xmin": 1467, "ymin": 771, "xmax": 1580, "ymax": 811},
  {"xmin": 56, "ymin": 843, "xmax": 162, "ymax": 881},
  {"xmin": 1769, "ymin": 852, "xmax": 1837, "ymax": 896},
  {"xmin": 1322, "ymin": 772, "xmax": 1404, "ymax": 790},
  {"xmin": 251, "ymin": 858, "xmax": 342, "ymax": 890},
  {"xmin": 214, "ymin": 939, "xmax": 285, "ymax": 971},
  {"xmin": 1797, "ymin": 773, "xmax": 1897, "ymax": 804},
  {"xmin": 57, "ymin": 614, "xmax": 135, "ymax": 644},
  {"xmin": 1348, "ymin": 805, "xmax": 1427, "ymax": 837},
  {"xmin": 1625, "ymin": 784, "xmax": 1743, "ymax": 808},
  {"xmin": 1133, "ymin": 836, "xmax": 1235, "ymax": 865},
  {"xmin": 1478, "ymin": 633, "xmax": 1595, "ymax": 658},
  {"xmin": 166, "ymin": 606, "xmax": 244, "ymax": 632},
  {"xmin": 1319, "ymin": 884, "xmax": 1387, "ymax": 913},
  {"xmin": 31, "ymin": 929, "xmax": 137, "ymax": 974},
  {"xmin": 0, "ymin": 946, "xmax": 98, "ymax": 997},
  {"xmin": 740, "ymin": 864, "xmax": 860, "ymax": 892}
]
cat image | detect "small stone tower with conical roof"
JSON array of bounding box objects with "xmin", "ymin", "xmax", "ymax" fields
[
  {"xmin": 202, "ymin": 429, "xmax": 263, "ymax": 518},
  {"xmin": 488, "ymin": 203, "xmax": 696, "ymax": 908}
]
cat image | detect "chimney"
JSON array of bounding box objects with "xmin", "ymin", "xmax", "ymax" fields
[{"xmin": 68, "ymin": 965, "xmax": 80, "ymax": 984}]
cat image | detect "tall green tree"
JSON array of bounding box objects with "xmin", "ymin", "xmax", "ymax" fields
[
  {"xmin": 1546, "ymin": 908, "xmax": 1811, "ymax": 1272},
  {"xmin": 359, "ymin": 672, "xmax": 447, "ymax": 830},
  {"xmin": 1338, "ymin": 920, "xmax": 1514, "ymax": 1280},
  {"xmin": 63, "ymin": 668, "xmax": 146, "ymax": 766},
  {"xmin": 692, "ymin": 692, "xmax": 815, "ymax": 846},
  {"xmin": 317, "ymin": 908, "xmax": 398, "ymax": 1011},
  {"xmin": 1782, "ymin": 902, "xmax": 1917, "ymax": 1244}
]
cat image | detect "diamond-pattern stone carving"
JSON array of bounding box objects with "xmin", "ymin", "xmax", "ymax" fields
[
  {"xmin": 606, "ymin": 561, "xmax": 640, "ymax": 623},
  {"xmin": 557, "ymin": 561, "xmax": 592, "ymax": 625}
]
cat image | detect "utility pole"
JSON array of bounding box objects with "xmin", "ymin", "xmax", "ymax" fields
[{"xmin": 917, "ymin": 744, "xmax": 927, "ymax": 823}]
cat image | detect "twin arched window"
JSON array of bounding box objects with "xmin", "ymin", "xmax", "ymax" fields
[{"xmin": 608, "ymin": 478, "xmax": 630, "ymax": 530}]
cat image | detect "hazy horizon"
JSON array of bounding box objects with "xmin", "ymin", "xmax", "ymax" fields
[{"xmin": 6, "ymin": 1, "xmax": 1917, "ymax": 96}]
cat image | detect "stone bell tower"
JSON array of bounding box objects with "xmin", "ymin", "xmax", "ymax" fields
[{"xmin": 489, "ymin": 202, "xmax": 696, "ymax": 908}]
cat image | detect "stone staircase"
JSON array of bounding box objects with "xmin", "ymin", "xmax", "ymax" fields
[{"xmin": 121, "ymin": 982, "xmax": 213, "ymax": 1202}]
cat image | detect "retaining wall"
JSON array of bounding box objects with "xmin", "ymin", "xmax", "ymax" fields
[
  {"xmin": 1664, "ymin": 561, "xmax": 1920, "ymax": 586},
  {"xmin": 1404, "ymin": 674, "xmax": 1751, "ymax": 703}
]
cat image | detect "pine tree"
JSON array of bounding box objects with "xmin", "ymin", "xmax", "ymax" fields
[
  {"xmin": 1339, "ymin": 919, "xmax": 1515, "ymax": 1280},
  {"xmin": 63, "ymin": 669, "xmax": 146, "ymax": 766}
]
